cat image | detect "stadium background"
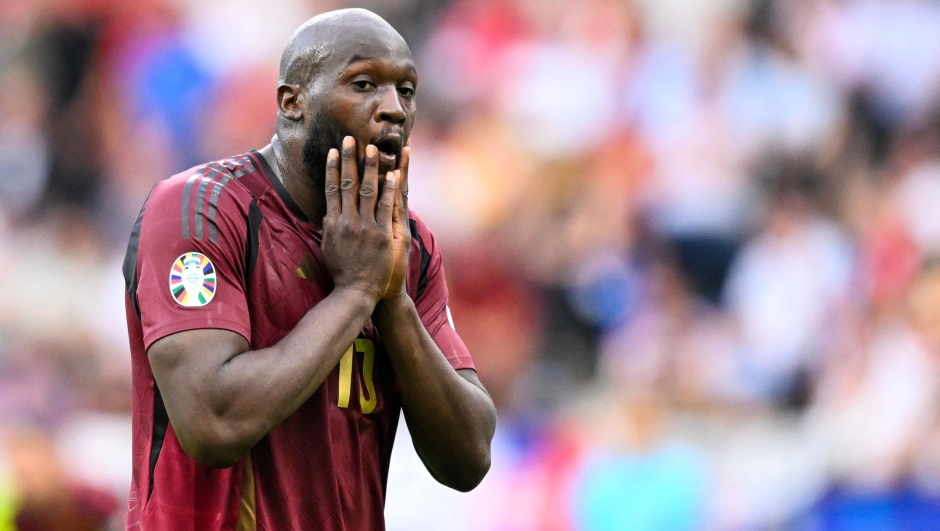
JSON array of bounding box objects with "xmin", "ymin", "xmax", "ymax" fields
[{"xmin": 3, "ymin": 0, "xmax": 940, "ymax": 529}]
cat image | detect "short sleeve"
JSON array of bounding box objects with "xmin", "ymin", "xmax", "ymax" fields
[
  {"xmin": 134, "ymin": 170, "xmax": 252, "ymax": 350},
  {"xmin": 408, "ymin": 213, "xmax": 475, "ymax": 371}
]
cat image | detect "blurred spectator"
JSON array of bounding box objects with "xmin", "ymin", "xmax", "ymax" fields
[
  {"xmin": 7, "ymin": 430, "xmax": 117, "ymax": 531},
  {"xmin": 0, "ymin": 63, "xmax": 49, "ymax": 220},
  {"xmin": 723, "ymin": 159, "xmax": 854, "ymax": 404},
  {"xmin": 4, "ymin": 0, "xmax": 940, "ymax": 529}
]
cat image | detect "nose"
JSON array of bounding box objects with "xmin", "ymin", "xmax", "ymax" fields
[{"xmin": 375, "ymin": 86, "xmax": 406, "ymax": 125}]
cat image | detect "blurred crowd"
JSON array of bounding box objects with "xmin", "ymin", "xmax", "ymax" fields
[{"xmin": 3, "ymin": 0, "xmax": 940, "ymax": 529}]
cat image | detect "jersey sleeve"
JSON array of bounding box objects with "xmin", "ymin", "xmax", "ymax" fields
[
  {"xmin": 409, "ymin": 213, "xmax": 475, "ymax": 371},
  {"xmin": 134, "ymin": 170, "xmax": 252, "ymax": 350}
]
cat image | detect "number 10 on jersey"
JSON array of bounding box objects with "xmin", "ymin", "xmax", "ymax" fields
[{"xmin": 337, "ymin": 339, "xmax": 376, "ymax": 414}]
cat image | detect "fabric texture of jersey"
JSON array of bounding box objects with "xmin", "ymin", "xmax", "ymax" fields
[{"xmin": 123, "ymin": 150, "xmax": 474, "ymax": 531}]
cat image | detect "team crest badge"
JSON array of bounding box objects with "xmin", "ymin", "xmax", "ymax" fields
[{"xmin": 169, "ymin": 252, "xmax": 216, "ymax": 307}]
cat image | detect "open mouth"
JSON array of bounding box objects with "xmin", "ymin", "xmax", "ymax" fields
[{"xmin": 373, "ymin": 137, "xmax": 402, "ymax": 170}]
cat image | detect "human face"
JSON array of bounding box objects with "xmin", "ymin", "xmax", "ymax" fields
[
  {"xmin": 306, "ymin": 29, "xmax": 417, "ymax": 179},
  {"xmin": 301, "ymin": 105, "xmax": 348, "ymax": 187}
]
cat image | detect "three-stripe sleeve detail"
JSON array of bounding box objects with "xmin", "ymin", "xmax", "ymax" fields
[
  {"xmin": 181, "ymin": 156, "xmax": 257, "ymax": 242},
  {"xmin": 208, "ymin": 172, "xmax": 234, "ymax": 243},
  {"xmin": 194, "ymin": 171, "xmax": 214, "ymax": 241},
  {"xmin": 180, "ymin": 175, "xmax": 199, "ymax": 240}
]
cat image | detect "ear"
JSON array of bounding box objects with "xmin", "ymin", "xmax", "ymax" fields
[{"xmin": 277, "ymin": 83, "xmax": 304, "ymax": 121}]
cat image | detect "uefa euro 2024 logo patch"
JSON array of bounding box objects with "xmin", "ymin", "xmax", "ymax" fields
[{"xmin": 169, "ymin": 252, "xmax": 216, "ymax": 307}]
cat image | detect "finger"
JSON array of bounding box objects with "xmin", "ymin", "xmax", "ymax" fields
[
  {"xmin": 359, "ymin": 144, "xmax": 380, "ymax": 220},
  {"xmin": 392, "ymin": 170, "xmax": 401, "ymax": 214},
  {"xmin": 399, "ymin": 145, "xmax": 410, "ymax": 217},
  {"xmin": 340, "ymin": 136, "xmax": 359, "ymax": 220},
  {"xmin": 376, "ymin": 171, "xmax": 396, "ymax": 227},
  {"xmin": 391, "ymin": 170, "xmax": 403, "ymax": 226},
  {"xmin": 324, "ymin": 148, "xmax": 341, "ymax": 217}
]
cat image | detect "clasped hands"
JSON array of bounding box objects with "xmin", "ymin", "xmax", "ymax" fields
[{"xmin": 320, "ymin": 136, "xmax": 412, "ymax": 304}]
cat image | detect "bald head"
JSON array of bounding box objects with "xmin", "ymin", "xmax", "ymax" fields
[
  {"xmin": 279, "ymin": 8, "xmax": 410, "ymax": 86},
  {"xmin": 271, "ymin": 7, "xmax": 417, "ymax": 200}
]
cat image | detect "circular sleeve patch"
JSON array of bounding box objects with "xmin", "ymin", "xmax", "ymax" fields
[{"xmin": 169, "ymin": 252, "xmax": 217, "ymax": 307}]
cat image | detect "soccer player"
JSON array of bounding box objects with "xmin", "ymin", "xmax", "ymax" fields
[{"xmin": 121, "ymin": 9, "xmax": 497, "ymax": 530}]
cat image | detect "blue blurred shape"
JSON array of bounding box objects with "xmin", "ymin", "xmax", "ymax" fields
[
  {"xmin": 806, "ymin": 487, "xmax": 940, "ymax": 531},
  {"xmin": 131, "ymin": 35, "xmax": 214, "ymax": 167},
  {"xmin": 574, "ymin": 445, "xmax": 709, "ymax": 531}
]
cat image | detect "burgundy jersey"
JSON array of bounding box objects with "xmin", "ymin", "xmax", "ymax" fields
[{"xmin": 122, "ymin": 151, "xmax": 474, "ymax": 531}]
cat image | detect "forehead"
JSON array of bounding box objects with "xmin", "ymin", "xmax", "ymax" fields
[{"xmin": 328, "ymin": 25, "xmax": 414, "ymax": 72}]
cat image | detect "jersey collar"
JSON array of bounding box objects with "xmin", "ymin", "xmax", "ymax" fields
[{"xmin": 250, "ymin": 149, "xmax": 313, "ymax": 225}]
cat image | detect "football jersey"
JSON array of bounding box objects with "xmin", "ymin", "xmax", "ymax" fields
[{"xmin": 122, "ymin": 150, "xmax": 474, "ymax": 531}]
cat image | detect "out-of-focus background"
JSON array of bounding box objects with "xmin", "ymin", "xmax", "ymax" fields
[{"xmin": 3, "ymin": 0, "xmax": 940, "ymax": 529}]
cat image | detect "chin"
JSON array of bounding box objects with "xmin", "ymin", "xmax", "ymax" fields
[{"xmin": 378, "ymin": 161, "xmax": 396, "ymax": 175}]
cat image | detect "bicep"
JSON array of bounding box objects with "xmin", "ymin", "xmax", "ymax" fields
[
  {"xmin": 456, "ymin": 368, "xmax": 496, "ymax": 424},
  {"xmin": 147, "ymin": 328, "xmax": 249, "ymax": 419},
  {"xmin": 456, "ymin": 369, "xmax": 487, "ymax": 395}
]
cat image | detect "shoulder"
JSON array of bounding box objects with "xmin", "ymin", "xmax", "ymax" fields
[
  {"xmin": 135, "ymin": 152, "xmax": 267, "ymax": 254},
  {"xmin": 407, "ymin": 209, "xmax": 447, "ymax": 300},
  {"xmin": 407, "ymin": 209, "xmax": 437, "ymax": 251},
  {"xmin": 144, "ymin": 154, "xmax": 260, "ymax": 223}
]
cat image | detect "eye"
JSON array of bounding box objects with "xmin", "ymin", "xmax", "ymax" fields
[
  {"xmin": 398, "ymin": 85, "xmax": 415, "ymax": 98},
  {"xmin": 352, "ymin": 80, "xmax": 375, "ymax": 91}
]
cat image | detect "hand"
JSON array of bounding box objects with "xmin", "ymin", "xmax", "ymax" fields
[
  {"xmin": 321, "ymin": 136, "xmax": 398, "ymax": 303},
  {"xmin": 382, "ymin": 143, "xmax": 411, "ymax": 299}
]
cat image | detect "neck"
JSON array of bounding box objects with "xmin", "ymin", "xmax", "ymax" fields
[{"xmin": 259, "ymin": 134, "xmax": 327, "ymax": 227}]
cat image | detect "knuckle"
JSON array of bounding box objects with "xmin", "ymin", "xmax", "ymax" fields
[
  {"xmin": 359, "ymin": 185, "xmax": 376, "ymax": 197},
  {"xmin": 340, "ymin": 179, "xmax": 357, "ymax": 190},
  {"xmin": 325, "ymin": 184, "xmax": 340, "ymax": 195}
]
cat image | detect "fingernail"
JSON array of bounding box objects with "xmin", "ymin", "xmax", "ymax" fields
[
  {"xmin": 366, "ymin": 144, "xmax": 377, "ymax": 157},
  {"xmin": 328, "ymin": 148, "xmax": 338, "ymax": 158},
  {"xmin": 343, "ymin": 136, "xmax": 355, "ymax": 148}
]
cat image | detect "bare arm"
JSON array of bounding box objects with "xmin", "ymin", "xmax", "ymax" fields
[
  {"xmin": 373, "ymin": 296, "xmax": 496, "ymax": 491},
  {"xmin": 148, "ymin": 139, "xmax": 397, "ymax": 468},
  {"xmin": 149, "ymin": 289, "xmax": 374, "ymax": 468},
  {"xmin": 372, "ymin": 146, "xmax": 496, "ymax": 491}
]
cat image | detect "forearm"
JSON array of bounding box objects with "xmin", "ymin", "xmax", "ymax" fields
[
  {"xmin": 373, "ymin": 294, "xmax": 496, "ymax": 491},
  {"xmin": 170, "ymin": 288, "xmax": 376, "ymax": 466}
]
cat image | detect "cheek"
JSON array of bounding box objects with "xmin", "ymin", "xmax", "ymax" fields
[
  {"xmin": 334, "ymin": 105, "xmax": 375, "ymax": 138},
  {"xmin": 335, "ymin": 91, "xmax": 376, "ymax": 116},
  {"xmin": 406, "ymin": 109, "xmax": 416, "ymax": 131}
]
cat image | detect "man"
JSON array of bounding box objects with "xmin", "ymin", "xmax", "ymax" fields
[{"xmin": 122, "ymin": 9, "xmax": 497, "ymax": 530}]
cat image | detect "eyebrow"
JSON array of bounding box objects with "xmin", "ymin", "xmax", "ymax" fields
[{"xmin": 346, "ymin": 54, "xmax": 417, "ymax": 74}]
